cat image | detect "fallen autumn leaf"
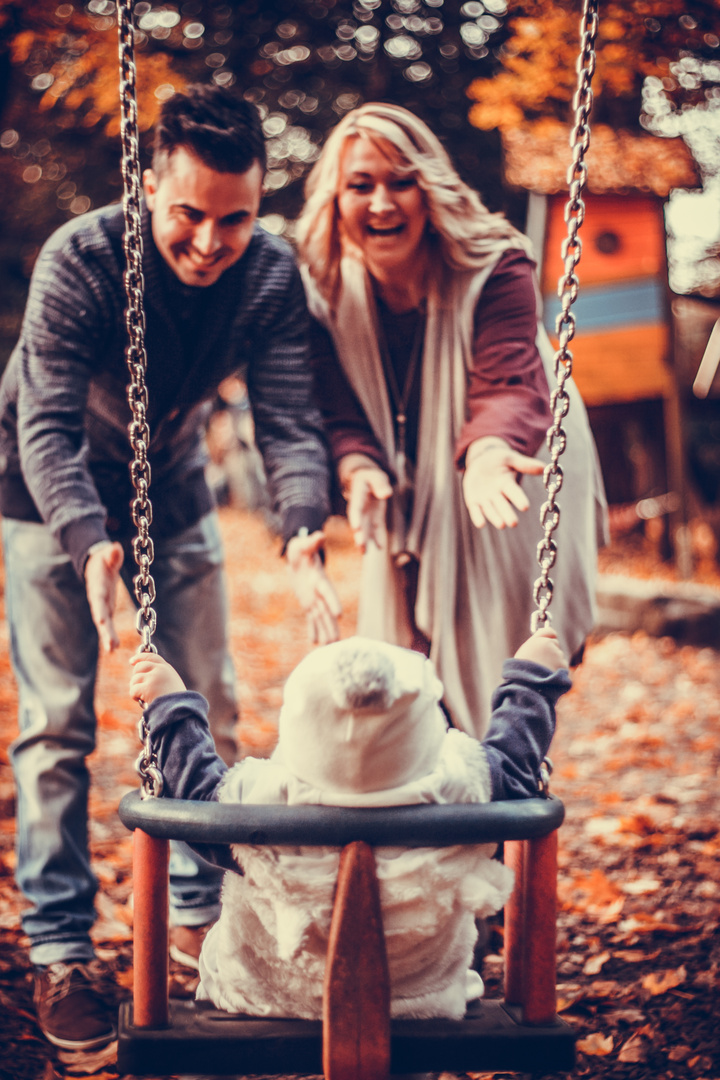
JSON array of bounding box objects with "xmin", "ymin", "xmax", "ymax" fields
[
  {"xmin": 641, "ymin": 965, "xmax": 687, "ymax": 996},
  {"xmin": 577, "ymin": 1032, "xmax": 614, "ymax": 1056}
]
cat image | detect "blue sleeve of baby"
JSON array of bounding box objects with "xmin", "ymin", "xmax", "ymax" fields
[
  {"xmin": 482, "ymin": 659, "xmax": 572, "ymax": 800},
  {"xmin": 144, "ymin": 691, "xmax": 229, "ymax": 801},
  {"xmin": 143, "ymin": 691, "xmax": 236, "ymax": 872}
]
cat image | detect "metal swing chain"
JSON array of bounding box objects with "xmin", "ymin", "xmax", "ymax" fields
[
  {"xmin": 118, "ymin": 0, "xmax": 163, "ymax": 798},
  {"xmin": 531, "ymin": 0, "xmax": 599, "ymax": 636}
]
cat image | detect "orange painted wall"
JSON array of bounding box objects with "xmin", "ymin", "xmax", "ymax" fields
[
  {"xmin": 550, "ymin": 324, "xmax": 672, "ymax": 407},
  {"xmin": 541, "ymin": 193, "xmax": 667, "ymax": 293}
]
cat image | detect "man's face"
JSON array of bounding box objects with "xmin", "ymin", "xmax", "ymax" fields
[{"xmin": 143, "ymin": 146, "xmax": 263, "ymax": 287}]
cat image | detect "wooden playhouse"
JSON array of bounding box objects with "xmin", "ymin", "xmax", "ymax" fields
[{"xmin": 502, "ymin": 122, "xmax": 700, "ymax": 514}]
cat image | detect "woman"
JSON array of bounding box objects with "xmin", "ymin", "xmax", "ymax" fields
[{"xmin": 297, "ymin": 103, "xmax": 607, "ymax": 738}]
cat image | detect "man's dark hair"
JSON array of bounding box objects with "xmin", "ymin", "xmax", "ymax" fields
[{"xmin": 153, "ymin": 84, "xmax": 266, "ymax": 175}]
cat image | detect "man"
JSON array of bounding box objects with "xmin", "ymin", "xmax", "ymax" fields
[{"xmin": 0, "ymin": 84, "xmax": 340, "ymax": 1051}]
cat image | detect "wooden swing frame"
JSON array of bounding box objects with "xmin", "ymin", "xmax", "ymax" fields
[{"xmin": 117, "ymin": 794, "xmax": 575, "ymax": 1077}]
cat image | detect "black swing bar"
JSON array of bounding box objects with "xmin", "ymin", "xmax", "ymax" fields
[{"xmin": 118, "ymin": 787, "xmax": 565, "ymax": 845}]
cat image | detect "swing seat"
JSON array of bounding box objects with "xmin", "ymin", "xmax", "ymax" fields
[
  {"xmin": 118, "ymin": 997, "xmax": 575, "ymax": 1077},
  {"xmin": 117, "ymin": 793, "xmax": 575, "ymax": 1079}
]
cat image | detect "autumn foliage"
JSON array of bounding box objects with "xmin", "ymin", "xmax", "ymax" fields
[
  {"xmin": 2, "ymin": 0, "xmax": 175, "ymax": 135},
  {"xmin": 467, "ymin": 0, "xmax": 720, "ymax": 133}
]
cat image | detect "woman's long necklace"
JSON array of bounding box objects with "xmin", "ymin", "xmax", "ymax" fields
[{"xmin": 376, "ymin": 306, "xmax": 426, "ymax": 498}]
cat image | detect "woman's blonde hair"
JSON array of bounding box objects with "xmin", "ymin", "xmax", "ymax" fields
[{"xmin": 296, "ymin": 102, "xmax": 531, "ymax": 300}]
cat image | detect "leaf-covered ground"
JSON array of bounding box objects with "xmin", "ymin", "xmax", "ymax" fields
[{"xmin": 0, "ymin": 507, "xmax": 718, "ymax": 1080}]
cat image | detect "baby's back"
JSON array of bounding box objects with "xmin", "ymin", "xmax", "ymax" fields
[{"xmin": 198, "ymin": 838, "xmax": 512, "ymax": 1020}]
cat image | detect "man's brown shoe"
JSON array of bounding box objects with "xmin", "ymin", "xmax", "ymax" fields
[
  {"xmin": 34, "ymin": 961, "xmax": 116, "ymax": 1051},
  {"xmin": 169, "ymin": 923, "xmax": 212, "ymax": 971}
]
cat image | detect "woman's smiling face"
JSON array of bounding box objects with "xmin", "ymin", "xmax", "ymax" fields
[{"xmin": 336, "ymin": 135, "xmax": 428, "ymax": 280}]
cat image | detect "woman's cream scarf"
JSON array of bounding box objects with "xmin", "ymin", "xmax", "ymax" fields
[{"xmin": 303, "ymin": 254, "xmax": 607, "ymax": 737}]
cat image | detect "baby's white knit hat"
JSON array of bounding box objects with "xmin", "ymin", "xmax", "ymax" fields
[{"xmin": 276, "ymin": 636, "xmax": 447, "ymax": 799}]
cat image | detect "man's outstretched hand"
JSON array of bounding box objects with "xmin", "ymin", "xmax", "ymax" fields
[
  {"xmin": 84, "ymin": 541, "xmax": 124, "ymax": 653},
  {"xmin": 286, "ymin": 529, "xmax": 342, "ymax": 645}
]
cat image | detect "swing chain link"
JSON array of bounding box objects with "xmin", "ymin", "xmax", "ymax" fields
[
  {"xmin": 118, "ymin": 0, "xmax": 163, "ymax": 799},
  {"xmin": 538, "ymin": 756, "xmax": 553, "ymax": 797},
  {"xmin": 532, "ymin": 0, "xmax": 598, "ymax": 634},
  {"xmin": 135, "ymin": 715, "xmax": 165, "ymax": 801}
]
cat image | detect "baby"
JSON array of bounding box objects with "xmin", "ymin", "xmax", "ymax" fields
[{"xmin": 130, "ymin": 629, "xmax": 570, "ymax": 1021}]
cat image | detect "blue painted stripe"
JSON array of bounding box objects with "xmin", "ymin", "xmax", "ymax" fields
[{"xmin": 543, "ymin": 278, "xmax": 665, "ymax": 333}]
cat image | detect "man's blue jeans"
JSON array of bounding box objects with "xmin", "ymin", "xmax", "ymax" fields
[{"xmin": 3, "ymin": 512, "xmax": 238, "ymax": 966}]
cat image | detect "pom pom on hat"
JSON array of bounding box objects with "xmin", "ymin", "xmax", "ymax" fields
[
  {"xmin": 276, "ymin": 637, "xmax": 447, "ymax": 799},
  {"xmin": 329, "ymin": 645, "xmax": 397, "ymax": 712}
]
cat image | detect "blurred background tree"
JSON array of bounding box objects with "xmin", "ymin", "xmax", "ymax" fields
[
  {"xmin": 0, "ymin": 0, "xmax": 718, "ymax": 364},
  {"xmin": 467, "ymin": 0, "xmax": 719, "ymax": 143}
]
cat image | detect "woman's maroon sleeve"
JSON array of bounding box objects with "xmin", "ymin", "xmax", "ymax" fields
[
  {"xmin": 454, "ymin": 249, "xmax": 552, "ymax": 469},
  {"xmin": 309, "ymin": 317, "xmax": 388, "ymax": 471}
]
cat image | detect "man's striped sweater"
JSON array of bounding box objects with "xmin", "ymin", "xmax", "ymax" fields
[{"xmin": 0, "ymin": 202, "xmax": 330, "ymax": 576}]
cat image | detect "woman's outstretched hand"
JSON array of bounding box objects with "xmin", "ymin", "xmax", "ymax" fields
[
  {"xmin": 462, "ymin": 440, "xmax": 544, "ymax": 530},
  {"xmin": 286, "ymin": 529, "xmax": 342, "ymax": 645},
  {"xmin": 346, "ymin": 466, "xmax": 393, "ymax": 552}
]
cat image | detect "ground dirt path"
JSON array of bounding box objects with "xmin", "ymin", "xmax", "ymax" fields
[{"xmin": 0, "ymin": 507, "xmax": 718, "ymax": 1080}]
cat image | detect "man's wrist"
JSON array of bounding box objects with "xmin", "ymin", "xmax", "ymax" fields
[
  {"xmin": 286, "ymin": 526, "xmax": 309, "ymax": 552},
  {"xmin": 285, "ymin": 526, "xmax": 326, "ymax": 565},
  {"xmin": 84, "ymin": 540, "xmax": 113, "ymax": 577},
  {"xmin": 281, "ymin": 506, "xmax": 325, "ymax": 551}
]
